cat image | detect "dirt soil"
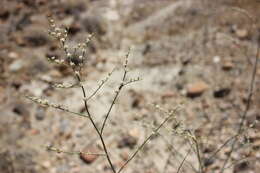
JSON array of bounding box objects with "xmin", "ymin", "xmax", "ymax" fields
[{"xmin": 0, "ymin": 0, "xmax": 260, "ymax": 173}]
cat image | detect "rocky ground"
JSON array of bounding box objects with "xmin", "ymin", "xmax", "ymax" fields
[{"xmin": 0, "ymin": 0, "xmax": 260, "ymax": 173}]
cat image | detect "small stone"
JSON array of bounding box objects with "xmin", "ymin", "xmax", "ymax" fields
[
  {"xmin": 8, "ymin": 52, "xmax": 19, "ymax": 59},
  {"xmin": 186, "ymin": 81, "xmax": 209, "ymax": 98},
  {"xmin": 203, "ymin": 157, "xmax": 215, "ymax": 167},
  {"xmin": 42, "ymin": 161, "xmax": 51, "ymax": 168},
  {"xmin": 213, "ymin": 56, "xmax": 220, "ymax": 63},
  {"xmin": 235, "ymin": 29, "xmax": 249, "ymax": 39},
  {"xmin": 128, "ymin": 128, "xmax": 140, "ymax": 139},
  {"xmin": 80, "ymin": 147, "xmax": 99, "ymax": 164},
  {"xmin": 222, "ymin": 61, "xmax": 234, "ymax": 71},
  {"xmin": 9, "ymin": 59, "xmax": 25, "ymax": 72},
  {"xmin": 118, "ymin": 134, "xmax": 138, "ymax": 149},
  {"xmin": 213, "ymin": 88, "xmax": 231, "ymax": 98},
  {"xmin": 35, "ymin": 107, "xmax": 45, "ymax": 121},
  {"xmin": 233, "ymin": 161, "xmax": 250, "ymax": 172},
  {"xmin": 129, "ymin": 90, "xmax": 144, "ymax": 109}
]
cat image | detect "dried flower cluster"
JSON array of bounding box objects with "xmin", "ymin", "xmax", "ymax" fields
[
  {"xmin": 26, "ymin": 96, "xmax": 69, "ymax": 112},
  {"xmin": 47, "ymin": 17, "xmax": 93, "ymax": 73}
]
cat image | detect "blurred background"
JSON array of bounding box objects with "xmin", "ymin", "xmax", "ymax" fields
[{"xmin": 0, "ymin": 0, "xmax": 260, "ymax": 173}]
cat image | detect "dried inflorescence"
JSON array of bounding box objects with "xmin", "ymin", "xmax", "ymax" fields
[
  {"xmin": 25, "ymin": 16, "xmax": 180, "ymax": 173},
  {"xmin": 47, "ymin": 17, "xmax": 93, "ymax": 73},
  {"xmin": 26, "ymin": 95, "xmax": 69, "ymax": 112}
]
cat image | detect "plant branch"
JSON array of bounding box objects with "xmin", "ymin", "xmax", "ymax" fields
[
  {"xmin": 117, "ymin": 107, "xmax": 176, "ymax": 173},
  {"xmin": 75, "ymin": 73, "xmax": 117, "ymax": 173},
  {"xmin": 100, "ymin": 50, "xmax": 130, "ymax": 135},
  {"xmin": 220, "ymin": 29, "xmax": 259, "ymax": 173},
  {"xmin": 177, "ymin": 149, "xmax": 191, "ymax": 173}
]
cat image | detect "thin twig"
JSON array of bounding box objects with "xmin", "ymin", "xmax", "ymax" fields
[
  {"xmin": 193, "ymin": 138, "xmax": 203, "ymax": 173},
  {"xmin": 117, "ymin": 108, "xmax": 177, "ymax": 173},
  {"xmin": 220, "ymin": 27, "xmax": 259, "ymax": 173},
  {"xmin": 45, "ymin": 145, "xmax": 106, "ymax": 156},
  {"xmin": 75, "ymin": 73, "xmax": 117, "ymax": 173},
  {"xmin": 177, "ymin": 149, "xmax": 191, "ymax": 173},
  {"xmin": 223, "ymin": 156, "xmax": 257, "ymax": 171},
  {"xmin": 208, "ymin": 134, "xmax": 238, "ymax": 160},
  {"xmin": 86, "ymin": 68, "xmax": 115, "ymax": 102},
  {"xmin": 25, "ymin": 95, "xmax": 89, "ymax": 118},
  {"xmin": 100, "ymin": 50, "xmax": 131, "ymax": 134},
  {"xmin": 186, "ymin": 133, "xmax": 203, "ymax": 173},
  {"xmin": 159, "ymin": 134, "xmax": 199, "ymax": 173}
]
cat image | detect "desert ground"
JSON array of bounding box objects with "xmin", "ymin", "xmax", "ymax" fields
[{"xmin": 0, "ymin": 0, "xmax": 260, "ymax": 173}]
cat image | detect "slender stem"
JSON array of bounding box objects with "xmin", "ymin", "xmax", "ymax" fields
[
  {"xmin": 87, "ymin": 68, "xmax": 115, "ymax": 102},
  {"xmin": 117, "ymin": 111, "xmax": 174, "ymax": 173},
  {"xmin": 220, "ymin": 32, "xmax": 259, "ymax": 173},
  {"xmin": 76, "ymin": 74, "xmax": 116, "ymax": 173},
  {"xmin": 208, "ymin": 134, "xmax": 238, "ymax": 160},
  {"xmin": 46, "ymin": 145, "xmax": 106, "ymax": 156},
  {"xmin": 177, "ymin": 149, "xmax": 191, "ymax": 173},
  {"xmin": 194, "ymin": 138, "xmax": 203, "ymax": 173},
  {"xmin": 100, "ymin": 84, "xmax": 122, "ymax": 135},
  {"xmin": 100, "ymin": 61, "xmax": 128, "ymax": 135}
]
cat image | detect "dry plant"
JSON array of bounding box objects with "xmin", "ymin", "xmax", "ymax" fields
[
  {"xmin": 25, "ymin": 17, "xmax": 187, "ymax": 173},
  {"xmin": 25, "ymin": 7, "xmax": 259, "ymax": 173},
  {"xmin": 206, "ymin": 8, "xmax": 259, "ymax": 173}
]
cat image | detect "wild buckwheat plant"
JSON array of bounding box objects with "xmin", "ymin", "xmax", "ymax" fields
[
  {"xmin": 25, "ymin": 17, "xmax": 187, "ymax": 173},
  {"xmin": 25, "ymin": 8, "xmax": 259, "ymax": 173}
]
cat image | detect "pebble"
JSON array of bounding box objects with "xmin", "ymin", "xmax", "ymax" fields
[
  {"xmin": 235, "ymin": 29, "xmax": 249, "ymax": 39},
  {"xmin": 213, "ymin": 56, "xmax": 220, "ymax": 63},
  {"xmin": 213, "ymin": 88, "xmax": 231, "ymax": 98},
  {"xmin": 9, "ymin": 59, "xmax": 25, "ymax": 72},
  {"xmin": 222, "ymin": 61, "xmax": 234, "ymax": 71},
  {"xmin": 186, "ymin": 81, "xmax": 209, "ymax": 98},
  {"xmin": 8, "ymin": 52, "xmax": 19, "ymax": 59},
  {"xmin": 128, "ymin": 128, "xmax": 140, "ymax": 139},
  {"xmin": 233, "ymin": 161, "xmax": 250, "ymax": 172},
  {"xmin": 35, "ymin": 107, "xmax": 45, "ymax": 121},
  {"xmin": 80, "ymin": 147, "xmax": 99, "ymax": 164},
  {"xmin": 118, "ymin": 134, "xmax": 138, "ymax": 149},
  {"xmin": 42, "ymin": 161, "xmax": 51, "ymax": 168}
]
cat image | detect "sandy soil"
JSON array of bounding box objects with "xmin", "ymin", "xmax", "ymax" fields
[{"xmin": 0, "ymin": 0, "xmax": 260, "ymax": 173}]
